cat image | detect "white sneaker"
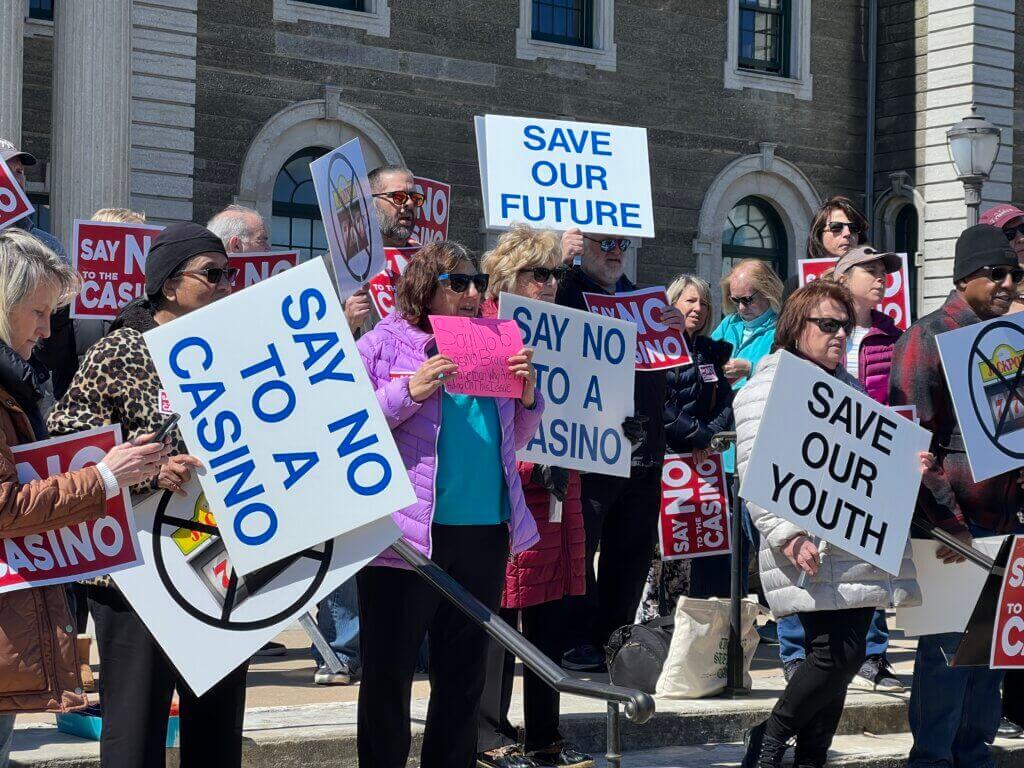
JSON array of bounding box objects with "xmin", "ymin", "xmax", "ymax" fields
[{"xmin": 314, "ymin": 664, "xmax": 353, "ymax": 685}]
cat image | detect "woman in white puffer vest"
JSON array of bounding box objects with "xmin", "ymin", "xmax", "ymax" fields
[{"xmin": 733, "ymin": 280, "xmax": 926, "ymax": 768}]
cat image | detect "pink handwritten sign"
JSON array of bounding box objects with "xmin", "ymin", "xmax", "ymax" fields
[{"xmin": 430, "ymin": 315, "xmax": 524, "ymax": 398}]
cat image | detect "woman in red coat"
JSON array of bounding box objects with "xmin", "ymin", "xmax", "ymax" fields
[{"xmin": 477, "ymin": 225, "xmax": 592, "ymax": 768}]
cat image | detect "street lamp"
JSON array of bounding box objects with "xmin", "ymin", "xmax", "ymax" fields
[{"xmin": 946, "ymin": 106, "xmax": 1001, "ymax": 228}]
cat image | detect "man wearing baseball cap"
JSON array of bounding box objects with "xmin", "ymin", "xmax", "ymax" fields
[{"xmin": 890, "ymin": 224, "xmax": 1024, "ymax": 768}]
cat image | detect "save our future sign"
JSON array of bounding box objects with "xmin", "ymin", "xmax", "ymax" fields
[{"xmin": 739, "ymin": 352, "xmax": 930, "ymax": 576}]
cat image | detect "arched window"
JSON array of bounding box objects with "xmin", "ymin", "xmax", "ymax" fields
[
  {"xmin": 272, "ymin": 147, "xmax": 329, "ymax": 264},
  {"xmin": 722, "ymin": 196, "xmax": 788, "ymax": 279},
  {"xmin": 894, "ymin": 203, "xmax": 919, "ymax": 317}
]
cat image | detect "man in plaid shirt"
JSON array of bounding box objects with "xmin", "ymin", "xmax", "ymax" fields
[{"xmin": 890, "ymin": 223, "xmax": 1023, "ymax": 768}]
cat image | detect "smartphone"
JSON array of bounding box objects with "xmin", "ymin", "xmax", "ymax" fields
[{"xmin": 152, "ymin": 413, "xmax": 180, "ymax": 443}]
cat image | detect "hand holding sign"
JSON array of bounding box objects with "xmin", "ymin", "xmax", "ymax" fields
[
  {"xmin": 430, "ymin": 316, "xmax": 525, "ymax": 398},
  {"xmin": 783, "ymin": 535, "xmax": 820, "ymax": 576},
  {"xmin": 408, "ymin": 354, "xmax": 459, "ymax": 403}
]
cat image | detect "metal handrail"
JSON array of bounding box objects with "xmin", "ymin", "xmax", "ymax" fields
[{"xmin": 389, "ymin": 538, "xmax": 655, "ymax": 766}]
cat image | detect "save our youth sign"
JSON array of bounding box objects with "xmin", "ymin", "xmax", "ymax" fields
[
  {"xmin": 0, "ymin": 158, "xmax": 33, "ymax": 232},
  {"xmin": 71, "ymin": 220, "xmax": 164, "ymax": 320},
  {"xmin": 0, "ymin": 426, "xmax": 140, "ymax": 592},
  {"xmin": 659, "ymin": 453, "xmax": 731, "ymax": 561},
  {"xmin": 144, "ymin": 258, "xmax": 415, "ymax": 576},
  {"xmin": 475, "ymin": 114, "xmax": 655, "ymax": 238},
  {"xmin": 430, "ymin": 315, "xmax": 525, "ymax": 398},
  {"xmin": 499, "ymin": 294, "xmax": 636, "ymax": 477},
  {"xmin": 798, "ymin": 254, "xmax": 914, "ymax": 331},
  {"xmin": 583, "ymin": 287, "xmax": 692, "ymax": 371},
  {"xmin": 738, "ymin": 351, "xmax": 931, "ymax": 575},
  {"xmin": 936, "ymin": 313, "xmax": 1024, "ymax": 482}
]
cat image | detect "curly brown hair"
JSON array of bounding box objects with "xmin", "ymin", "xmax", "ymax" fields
[
  {"xmin": 773, "ymin": 280, "xmax": 856, "ymax": 354},
  {"xmin": 807, "ymin": 195, "xmax": 869, "ymax": 260},
  {"xmin": 396, "ymin": 241, "xmax": 479, "ymax": 328}
]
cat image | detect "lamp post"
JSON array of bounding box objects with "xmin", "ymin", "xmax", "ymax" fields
[{"xmin": 946, "ymin": 107, "xmax": 1001, "ymax": 228}]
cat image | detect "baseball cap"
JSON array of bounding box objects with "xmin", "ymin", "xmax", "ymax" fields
[
  {"xmin": 980, "ymin": 204, "xmax": 1024, "ymax": 230},
  {"xmin": 833, "ymin": 245, "xmax": 902, "ymax": 278},
  {"xmin": 0, "ymin": 139, "xmax": 36, "ymax": 167}
]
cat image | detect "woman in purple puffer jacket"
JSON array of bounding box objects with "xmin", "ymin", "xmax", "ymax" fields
[{"xmin": 355, "ymin": 241, "xmax": 543, "ymax": 768}]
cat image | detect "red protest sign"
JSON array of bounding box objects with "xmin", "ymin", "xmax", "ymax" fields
[
  {"xmin": 412, "ymin": 177, "xmax": 451, "ymax": 245},
  {"xmin": 991, "ymin": 536, "xmax": 1024, "ymax": 668},
  {"xmin": 71, "ymin": 219, "xmax": 165, "ymax": 320},
  {"xmin": 0, "ymin": 426, "xmax": 141, "ymax": 593},
  {"xmin": 430, "ymin": 315, "xmax": 525, "ymax": 398},
  {"xmin": 798, "ymin": 254, "xmax": 913, "ymax": 331},
  {"xmin": 0, "ymin": 158, "xmax": 34, "ymax": 232},
  {"xmin": 659, "ymin": 452, "xmax": 731, "ymax": 561},
  {"xmin": 368, "ymin": 247, "xmax": 418, "ymax": 319},
  {"xmin": 583, "ymin": 287, "xmax": 692, "ymax": 371},
  {"xmin": 226, "ymin": 250, "xmax": 300, "ymax": 290}
]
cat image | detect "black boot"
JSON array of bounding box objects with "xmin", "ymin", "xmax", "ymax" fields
[{"xmin": 741, "ymin": 722, "xmax": 787, "ymax": 768}]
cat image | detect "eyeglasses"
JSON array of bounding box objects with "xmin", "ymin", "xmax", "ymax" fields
[
  {"xmin": 583, "ymin": 235, "xmax": 632, "ymax": 253},
  {"xmin": 826, "ymin": 221, "xmax": 862, "ymax": 236},
  {"xmin": 729, "ymin": 291, "xmax": 761, "ymax": 307},
  {"xmin": 438, "ymin": 272, "xmax": 489, "ymax": 293},
  {"xmin": 1003, "ymin": 223, "xmax": 1024, "ymax": 240},
  {"xmin": 806, "ymin": 316, "xmax": 851, "ymax": 335},
  {"xmin": 176, "ymin": 266, "xmax": 239, "ymax": 286},
  {"xmin": 980, "ymin": 265, "xmax": 1024, "ymax": 284},
  {"xmin": 372, "ymin": 191, "xmax": 425, "ymax": 208},
  {"xmin": 519, "ymin": 266, "xmax": 569, "ymax": 284}
]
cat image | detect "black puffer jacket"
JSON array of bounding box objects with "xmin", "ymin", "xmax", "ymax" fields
[{"xmin": 663, "ymin": 335, "xmax": 734, "ymax": 453}]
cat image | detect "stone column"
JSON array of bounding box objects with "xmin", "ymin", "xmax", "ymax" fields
[
  {"xmin": 0, "ymin": 3, "xmax": 24, "ymax": 144},
  {"xmin": 50, "ymin": 0, "xmax": 131, "ymax": 244}
]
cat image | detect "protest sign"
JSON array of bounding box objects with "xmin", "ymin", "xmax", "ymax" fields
[
  {"xmin": 0, "ymin": 158, "xmax": 33, "ymax": 232},
  {"xmin": 499, "ymin": 294, "xmax": 636, "ymax": 477},
  {"xmin": 309, "ymin": 138, "xmax": 385, "ymax": 299},
  {"xmin": 935, "ymin": 313, "xmax": 1024, "ymax": 482},
  {"xmin": 475, "ymin": 114, "xmax": 654, "ymax": 237},
  {"xmin": 144, "ymin": 258, "xmax": 415, "ymax": 576},
  {"xmin": 412, "ymin": 177, "xmax": 450, "ymax": 244},
  {"xmin": 892, "ymin": 404, "xmax": 918, "ymax": 423},
  {"xmin": 114, "ymin": 480, "xmax": 400, "ymax": 695},
  {"xmin": 227, "ymin": 251, "xmax": 299, "ymax": 290},
  {"xmin": 0, "ymin": 426, "xmax": 140, "ymax": 593},
  {"xmin": 583, "ymin": 287, "xmax": 691, "ymax": 371},
  {"xmin": 659, "ymin": 453, "xmax": 731, "ymax": 561},
  {"xmin": 738, "ymin": 351, "xmax": 931, "ymax": 575},
  {"xmin": 71, "ymin": 220, "xmax": 164, "ymax": 320},
  {"xmin": 430, "ymin": 315, "xmax": 524, "ymax": 398},
  {"xmin": 367, "ymin": 247, "xmax": 418, "ymax": 320},
  {"xmin": 798, "ymin": 254, "xmax": 913, "ymax": 331},
  {"xmin": 991, "ymin": 536, "xmax": 1024, "ymax": 668}
]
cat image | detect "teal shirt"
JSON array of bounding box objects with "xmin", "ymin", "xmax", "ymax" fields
[{"xmin": 434, "ymin": 391, "xmax": 509, "ymax": 526}]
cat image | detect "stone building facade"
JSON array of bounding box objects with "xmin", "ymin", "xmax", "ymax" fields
[{"xmin": 3, "ymin": 0, "xmax": 1021, "ymax": 317}]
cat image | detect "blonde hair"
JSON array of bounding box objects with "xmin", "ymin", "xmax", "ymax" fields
[
  {"xmin": 91, "ymin": 207, "xmax": 146, "ymax": 223},
  {"xmin": 720, "ymin": 259, "xmax": 784, "ymax": 315},
  {"xmin": 0, "ymin": 229, "xmax": 81, "ymax": 349},
  {"xmin": 666, "ymin": 274, "xmax": 713, "ymax": 336},
  {"xmin": 482, "ymin": 224, "xmax": 561, "ymax": 299}
]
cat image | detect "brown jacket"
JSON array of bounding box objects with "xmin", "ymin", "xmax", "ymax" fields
[{"xmin": 0, "ymin": 386, "xmax": 106, "ymax": 714}]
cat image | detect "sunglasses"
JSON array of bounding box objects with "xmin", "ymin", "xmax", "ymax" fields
[
  {"xmin": 372, "ymin": 191, "xmax": 426, "ymax": 208},
  {"xmin": 729, "ymin": 291, "xmax": 761, "ymax": 307},
  {"xmin": 1004, "ymin": 223, "xmax": 1024, "ymax": 240},
  {"xmin": 519, "ymin": 266, "xmax": 569, "ymax": 284},
  {"xmin": 583, "ymin": 235, "xmax": 632, "ymax": 253},
  {"xmin": 980, "ymin": 265, "xmax": 1024, "ymax": 284},
  {"xmin": 826, "ymin": 221, "xmax": 862, "ymax": 236},
  {"xmin": 176, "ymin": 266, "xmax": 239, "ymax": 286},
  {"xmin": 438, "ymin": 272, "xmax": 489, "ymax": 293},
  {"xmin": 807, "ymin": 316, "xmax": 851, "ymax": 335}
]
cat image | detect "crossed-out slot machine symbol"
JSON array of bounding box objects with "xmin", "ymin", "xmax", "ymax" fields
[{"xmin": 969, "ymin": 322, "xmax": 1024, "ymax": 458}]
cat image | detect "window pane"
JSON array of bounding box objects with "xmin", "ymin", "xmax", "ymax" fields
[
  {"xmin": 738, "ymin": 0, "xmax": 788, "ymax": 75},
  {"xmin": 27, "ymin": 0, "xmax": 53, "ymax": 21},
  {"xmin": 291, "ymin": 219, "xmax": 311, "ymax": 248},
  {"xmin": 312, "ymin": 219, "xmax": 327, "ymax": 250},
  {"xmin": 272, "ymin": 216, "xmax": 290, "ymax": 247},
  {"xmin": 532, "ymin": 0, "xmax": 592, "ymax": 48},
  {"xmin": 293, "ymin": 179, "xmax": 318, "ymax": 206},
  {"xmin": 300, "ymin": 0, "xmax": 364, "ymax": 10}
]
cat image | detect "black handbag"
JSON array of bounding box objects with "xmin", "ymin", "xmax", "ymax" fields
[{"xmin": 606, "ymin": 616, "xmax": 674, "ymax": 694}]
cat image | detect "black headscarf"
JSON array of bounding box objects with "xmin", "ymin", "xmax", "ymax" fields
[{"xmin": 144, "ymin": 222, "xmax": 226, "ymax": 299}]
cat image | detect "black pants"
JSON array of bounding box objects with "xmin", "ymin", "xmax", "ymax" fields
[
  {"xmin": 357, "ymin": 524, "xmax": 509, "ymax": 768},
  {"xmin": 478, "ymin": 600, "xmax": 569, "ymax": 753},
  {"xmin": 766, "ymin": 608, "xmax": 873, "ymax": 762},
  {"xmin": 89, "ymin": 585, "xmax": 248, "ymax": 768},
  {"xmin": 567, "ymin": 467, "xmax": 661, "ymax": 649},
  {"xmin": 1005, "ymin": 670, "xmax": 1024, "ymax": 726}
]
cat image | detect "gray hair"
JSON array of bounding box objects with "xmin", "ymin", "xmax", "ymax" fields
[
  {"xmin": 0, "ymin": 229, "xmax": 81, "ymax": 349},
  {"xmin": 368, "ymin": 164, "xmax": 413, "ymax": 193},
  {"xmin": 666, "ymin": 273, "xmax": 713, "ymax": 336},
  {"xmin": 206, "ymin": 204, "xmax": 262, "ymax": 248}
]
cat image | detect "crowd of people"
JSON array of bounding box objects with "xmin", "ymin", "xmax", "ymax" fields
[{"xmin": 1, "ymin": 130, "xmax": 1024, "ymax": 768}]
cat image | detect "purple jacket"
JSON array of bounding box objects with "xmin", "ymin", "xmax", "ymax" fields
[
  {"xmin": 357, "ymin": 313, "xmax": 543, "ymax": 568},
  {"xmin": 858, "ymin": 310, "xmax": 902, "ymax": 405}
]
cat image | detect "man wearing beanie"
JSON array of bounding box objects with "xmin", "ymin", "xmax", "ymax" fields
[{"xmin": 890, "ymin": 224, "xmax": 1024, "ymax": 768}]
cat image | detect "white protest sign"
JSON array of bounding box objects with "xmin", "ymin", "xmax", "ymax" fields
[
  {"xmin": 475, "ymin": 114, "xmax": 654, "ymax": 238},
  {"xmin": 896, "ymin": 537, "xmax": 1005, "ymax": 637},
  {"xmin": 936, "ymin": 313, "xmax": 1024, "ymax": 482},
  {"xmin": 309, "ymin": 138, "xmax": 385, "ymax": 299},
  {"xmin": 143, "ymin": 258, "xmax": 415, "ymax": 576},
  {"xmin": 499, "ymin": 293, "xmax": 636, "ymax": 477},
  {"xmin": 738, "ymin": 352, "xmax": 931, "ymax": 575},
  {"xmin": 113, "ymin": 481, "xmax": 400, "ymax": 695}
]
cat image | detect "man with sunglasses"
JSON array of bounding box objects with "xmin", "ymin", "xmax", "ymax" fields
[
  {"xmin": 368, "ymin": 164, "xmax": 421, "ymax": 249},
  {"xmin": 890, "ymin": 224, "xmax": 1024, "ymax": 768},
  {"xmin": 556, "ymin": 228, "xmax": 687, "ymax": 672},
  {"xmin": 982, "ymin": 204, "xmax": 1024, "ymax": 315}
]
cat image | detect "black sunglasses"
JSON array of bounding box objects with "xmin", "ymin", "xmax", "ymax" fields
[
  {"xmin": 175, "ymin": 266, "xmax": 239, "ymax": 286},
  {"xmin": 372, "ymin": 191, "xmax": 425, "ymax": 208},
  {"xmin": 807, "ymin": 316, "xmax": 851, "ymax": 335},
  {"xmin": 519, "ymin": 266, "xmax": 569, "ymax": 284},
  {"xmin": 438, "ymin": 272, "xmax": 489, "ymax": 293},
  {"xmin": 583, "ymin": 235, "xmax": 632, "ymax": 253},
  {"xmin": 826, "ymin": 221, "xmax": 862, "ymax": 236},
  {"xmin": 980, "ymin": 265, "xmax": 1024, "ymax": 284},
  {"xmin": 1004, "ymin": 223, "xmax": 1024, "ymax": 240},
  {"xmin": 729, "ymin": 291, "xmax": 761, "ymax": 307}
]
